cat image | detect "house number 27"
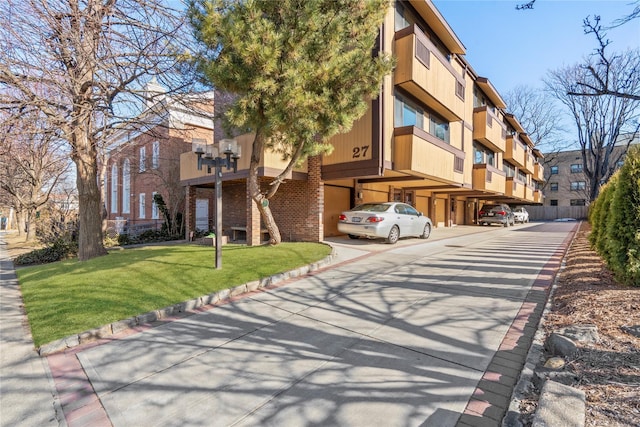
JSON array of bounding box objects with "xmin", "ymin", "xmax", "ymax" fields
[{"xmin": 352, "ymin": 145, "xmax": 369, "ymax": 158}]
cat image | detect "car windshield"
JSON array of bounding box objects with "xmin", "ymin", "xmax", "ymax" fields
[
  {"xmin": 351, "ymin": 203, "xmax": 391, "ymax": 213},
  {"xmin": 482, "ymin": 205, "xmax": 500, "ymax": 211}
]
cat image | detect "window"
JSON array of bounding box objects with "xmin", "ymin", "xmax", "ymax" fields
[
  {"xmin": 550, "ymin": 200, "xmax": 558, "ymax": 206},
  {"xmin": 570, "ymin": 181, "xmax": 586, "ymax": 191},
  {"xmin": 110, "ymin": 164, "xmax": 118, "ymax": 213},
  {"xmin": 395, "ymin": 93, "xmax": 450, "ymax": 143},
  {"xmin": 429, "ymin": 114, "xmax": 449, "ymax": 142},
  {"xmin": 152, "ymin": 141, "xmax": 160, "ymax": 169},
  {"xmin": 503, "ymin": 162, "xmax": 515, "ymax": 178},
  {"xmin": 550, "ymin": 183, "xmax": 559, "ymax": 191},
  {"xmin": 570, "ymin": 164, "xmax": 583, "ymax": 173},
  {"xmin": 122, "ymin": 159, "xmax": 130, "ymax": 214},
  {"xmin": 473, "ymin": 142, "xmax": 495, "ymax": 166},
  {"xmin": 139, "ymin": 146, "xmax": 146, "ymax": 172},
  {"xmin": 550, "ymin": 166, "xmax": 558, "ymax": 175},
  {"xmin": 139, "ymin": 193, "xmax": 146, "ymax": 219},
  {"xmin": 152, "ymin": 192, "xmax": 159, "ymax": 219},
  {"xmin": 570, "ymin": 199, "xmax": 586, "ymax": 206},
  {"xmin": 394, "ymin": 95, "xmax": 424, "ymax": 129}
]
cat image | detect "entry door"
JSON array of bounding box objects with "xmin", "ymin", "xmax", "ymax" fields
[{"xmin": 195, "ymin": 199, "xmax": 209, "ymax": 231}]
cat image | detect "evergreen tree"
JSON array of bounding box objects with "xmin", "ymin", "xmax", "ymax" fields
[{"xmin": 189, "ymin": 0, "xmax": 393, "ymax": 244}]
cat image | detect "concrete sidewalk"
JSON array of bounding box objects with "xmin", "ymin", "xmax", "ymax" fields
[
  {"xmin": 0, "ymin": 233, "xmax": 63, "ymax": 426},
  {"xmin": 1, "ymin": 222, "xmax": 577, "ymax": 426}
]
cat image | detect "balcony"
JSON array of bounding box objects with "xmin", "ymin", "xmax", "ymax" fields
[
  {"xmin": 522, "ymin": 152, "xmax": 535, "ymax": 174},
  {"xmin": 533, "ymin": 162, "xmax": 545, "ymax": 182},
  {"xmin": 473, "ymin": 106, "xmax": 506, "ymax": 153},
  {"xmin": 394, "ymin": 24, "xmax": 465, "ymax": 122},
  {"xmin": 505, "ymin": 135, "xmax": 526, "ymax": 168},
  {"xmin": 525, "ymin": 184, "xmax": 535, "ymax": 202},
  {"xmin": 533, "ymin": 189, "xmax": 543, "ymax": 204},
  {"xmin": 472, "ymin": 163, "xmax": 506, "ymax": 194},
  {"xmin": 505, "ymin": 177, "xmax": 526, "ymax": 199},
  {"xmin": 180, "ymin": 133, "xmax": 306, "ymax": 183},
  {"xmin": 394, "ymin": 126, "xmax": 465, "ymax": 185}
]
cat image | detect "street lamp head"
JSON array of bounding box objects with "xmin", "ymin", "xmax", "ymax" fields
[{"xmin": 192, "ymin": 138, "xmax": 207, "ymax": 155}]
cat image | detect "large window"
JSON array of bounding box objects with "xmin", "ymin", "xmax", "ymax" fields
[
  {"xmin": 570, "ymin": 181, "xmax": 586, "ymax": 191},
  {"xmin": 394, "ymin": 93, "xmax": 449, "ymax": 143},
  {"xmin": 550, "ymin": 200, "xmax": 558, "ymax": 206},
  {"xmin": 139, "ymin": 193, "xmax": 146, "ymax": 219},
  {"xmin": 473, "ymin": 143, "xmax": 495, "ymax": 167},
  {"xmin": 550, "ymin": 183, "xmax": 559, "ymax": 192},
  {"xmin": 429, "ymin": 114, "xmax": 449, "ymax": 142},
  {"xmin": 152, "ymin": 141, "xmax": 160, "ymax": 169},
  {"xmin": 570, "ymin": 199, "xmax": 586, "ymax": 206},
  {"xmin": 110, "ymin": 164, "xmax": 118, "ymax": 213},
  {"xmin": 503, "ymin": 162, "xmax": 515, "ymax": 178},
  {"xmin": 152, "ymin": 191, "xmax": 159, "ymax": 219},
  {"xmin": 122, "ymin": 159, "xmax": 130, "ymax": 214},
  {"xmin": 394, "ymin": 95, "xmax": 424, "ymax": 129},
  {"xmin": 139, "ymin": 146, "xmax": 146, "ymax": 172},
  {"xmin": 570, "ymin": 163, "xmax": 583, "ymax": 173},
  {"xmin": 550, "ymin": 166, "xmax": 558, "ymax": 175}
]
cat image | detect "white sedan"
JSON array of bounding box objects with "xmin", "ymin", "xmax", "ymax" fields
[
  {"xmin": 338, "ymin": 202, "xmax": 433, "ymax": 244},
  {"xmin": 513, "ymin": 207, "xmax": 530, "ymax": 223}
]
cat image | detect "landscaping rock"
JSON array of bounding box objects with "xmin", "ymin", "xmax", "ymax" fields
[
  {"xmin": 620, "ymin": 324, "xmax": 640, "ymax": 338},
  {"xmin": 545, "ymin": 332, "xmax": 578, "ymax": 357},
  {"xmin": 532, "ymin": 380, "xmax": 585, "ymax": 427},
  {"xmin": 533, "ymin": 367, "xmax": 580, "ymax": 388},
  {"xmin": 558, "ymin": 324, "xmax": 600, "ymax": 343},
  {"xmin": 543, "ymin": 356, "xmax": 565, "ymax": 369}
]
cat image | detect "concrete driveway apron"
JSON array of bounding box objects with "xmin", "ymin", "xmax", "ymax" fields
[{"xmin": 56, "ymin": 222, "xmax": 577, "ymax": 427}]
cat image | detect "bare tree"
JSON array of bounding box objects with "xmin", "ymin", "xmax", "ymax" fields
[
  {"xmin": 0, "ymin": 0, "xmax": 199, "ymax": 260},
  {"xmin": 568, "ymin": 16, "xmax": 640, "ymax": 101},
  {"xmin": 504, "ymin": 85, "xmax": 566, "ymax": 152},
  {"xmin": 546, "ymin": 61, "xmax": 640, "ymax": 202},
  {"xmin": 0, "ymin": 109, "xmax": 71, "ymax": 241}
]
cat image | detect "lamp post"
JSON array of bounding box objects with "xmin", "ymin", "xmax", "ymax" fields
[{"xmin": 192, "ymin": 138, "xmax": 241, "ymax": 269}]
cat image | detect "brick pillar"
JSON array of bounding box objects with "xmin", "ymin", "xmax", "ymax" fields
[
  {"xmin": 306, "ymin": 155, "xmax": 324, "ymax": 242},
  {"xmin": 185, "ymin": 185, "xmax": 196, "ymax": 240},
  {"xmin": 246, "ymin": 181, "xmax": 261, "ymax": 246}
]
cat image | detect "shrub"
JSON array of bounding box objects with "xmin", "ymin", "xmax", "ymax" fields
[
  {"xmin": 589, "ymin": 172, "xmax": 618, "ymax": 258},
  {"xmin": 607, "ymin": 145, "xmax": 640, "ymax": 285},
  {"xmin": 14, "ymin": 239, "xmax": 78, "ymax": 266}
]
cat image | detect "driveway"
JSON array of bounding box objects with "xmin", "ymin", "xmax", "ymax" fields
[{"xmin": 8, "ymin": 222, "xmax": 578, "ymax": 426}]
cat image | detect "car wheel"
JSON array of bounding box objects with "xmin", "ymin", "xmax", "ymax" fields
[
  {"xmin": 347, "ymin": 234, "xmax": 359, "ymax": 240},
  {"xmin": 386, "ymin": 225, "xmax": 399, "ymax": 244},
  {"xmin": 420, "ymin": 223, "xmax": 431, "ymax": 239}
]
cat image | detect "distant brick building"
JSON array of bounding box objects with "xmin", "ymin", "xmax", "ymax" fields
[
  {"xmin": 105, "ymin": 81, "xmax": 214, "ymax": 236},
  {"xmin": 542, "ymin": 135, "xmax": 638, "ymax": 207}
]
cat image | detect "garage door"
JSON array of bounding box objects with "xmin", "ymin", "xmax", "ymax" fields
[{"xmin": 323, "ymin": 185, "xmax": 352, "ymax": 237}]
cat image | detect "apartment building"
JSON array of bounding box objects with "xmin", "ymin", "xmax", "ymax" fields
[
  {"xmin": 105, "ymin": 81, "xmax": 214, "ymax": 235},
  {"xmin": 542, "ymin": 135, "xmax": 638, "ymax": 207},
  {"xmin": 179, "ymin": 0, "xmax": 545, "ymax": 244}
]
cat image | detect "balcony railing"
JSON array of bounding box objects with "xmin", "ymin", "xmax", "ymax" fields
[
  {"xmin": 394, "ymin": 24, "xmax": 465, "ymax": 122},
  {"xmin": 473, "ymin": 106, "xmax": 506, "ymax": 153},
  {"xmin": 394, "ymin": 126, "xmax": 465, "ymax": 185},
  {"xmin": 533, "ymin": 162, "xmax": 545, "ymax": 182},
  {"xmin": 472, "ymin": 163, "xmax": 506, "ymax": 194},
  {"xmin": 505, "ymin": 177, "xmax": 526, "ymax": 199},
  {"xmin": 522, "ymin": 152, "xmax": 535, "ymax": 174}
]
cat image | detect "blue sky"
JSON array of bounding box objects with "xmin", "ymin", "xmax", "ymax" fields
[{"xmin": 432, "ymin": 0, "xmax": 640, "ymax": 95}]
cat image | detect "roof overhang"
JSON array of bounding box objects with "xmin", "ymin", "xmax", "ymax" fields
[
  {"xmin": 476, "ymin": 77, "xmax": 507, "ymax": 109},
  {"xmin": 409, "ymin": 0, "xmax": 466, "ymax": 55}
]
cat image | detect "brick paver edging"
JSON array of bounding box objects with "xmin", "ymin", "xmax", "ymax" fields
[
  {"xmin": 38, "ymin": 248, "xmax": 336, "ymax": 356},
  {"xmin": 456, "ymin": 222, "xmax": 580, "ymax": 427}
]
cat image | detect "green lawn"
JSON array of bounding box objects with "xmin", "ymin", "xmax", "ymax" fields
[{"xmin": 17, "ymin": 242, "xmax": 332, "ymax": 347}]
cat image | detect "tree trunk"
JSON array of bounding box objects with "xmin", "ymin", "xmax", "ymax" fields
[
  {"xmin": 24, "ymin": 209, "xmax": 36, "ymax": 242},
  {"xmin": 248, "ymin": 132, "xmax": 282, "ymax": 244},
  {"xmin": 73, "ymin": 135, "xmax": 108, "ymax": 261}
]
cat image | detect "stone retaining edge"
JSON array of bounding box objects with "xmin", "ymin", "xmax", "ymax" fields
[{"xmin": 38, "ymin": 247, "xmax": 336, "ymax": 356}]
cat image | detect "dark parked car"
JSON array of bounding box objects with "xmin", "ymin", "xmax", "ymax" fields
[{"xmin": 478, "ymin": 203, "xmax": 515, "ymax": 227}]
